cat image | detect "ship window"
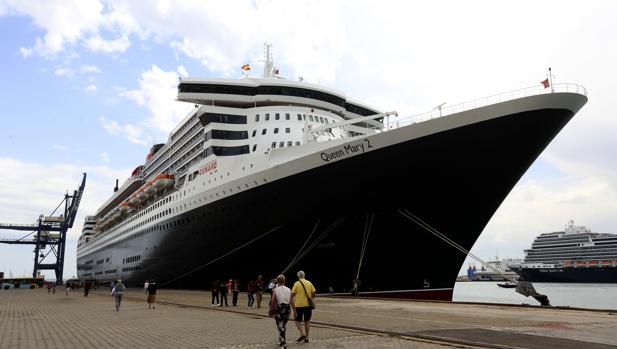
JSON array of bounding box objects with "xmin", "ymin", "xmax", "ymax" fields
[
  {"xmin": 297, "ymin": 114, "xmax": 302, "ymax": 121},
  {"xmin": 295, "ymin": 141, "xmax": 301, "ymax": 146},
  {"xmin": 319, "ymin": 117, "xmax": 324, "ymax": 123},
  {"xmin": 287, "ymin": 141, "xmax": 292, "ymax": 147},
  {"xmin": 272, "ymin": 142, "xmax": 276, "ymax": 149},
  {"xmin": 285, "ymin": 128, "xmax": 290, "ymax": 133},
  {"xmin": 252, "ymin": 130, "xmax": 256, "ymax": 137},
  {"xmin": 255, "ymin": 114, "xmax": 259, "ymax": 122},
  {"xmin": 252, "ymin": 144, "xmax": 257, "ymax": 152},
  {"xmin": 262, "ymin": 129, "xmax": 267, "ymax": 135},
  {"xmin": 309, "ymin": 115, "xmax": 314, "ymax": 122},
  {"xmin": 199, "ymin": 113, "xmax": 247, "ymax": 126},
  {"xmin": 206, "ymin": 130, "xmax": 248, "ymax": 140},
  {"xmin": 285, "ymin": 113, "xmax": 290, "ymax": 120},
  {"xmin": 265, "ymin": 114, "xmax": 270, "ymax": 121},
  {"xmin": 325, "ymin": 119, "xmax": 329, "ymax": 124},
  {"xmin": 275, "ymin": 113, "xmax": 280, "ymax": 120},
  {"xmin": 206, "ymin": 145, "xmax": 250, "ymax": 156},
  {"xmin": 279, "ymin": 141, "xmax": 284, "ymax": 148},
  {"xmin": 274, "ymin": 128, "xmax": 279, "ymax": 134}
]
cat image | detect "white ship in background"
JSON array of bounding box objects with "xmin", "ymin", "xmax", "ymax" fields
[{"xmin": 77, "ymin": 45, "xmax": 588, "ymax": 300}]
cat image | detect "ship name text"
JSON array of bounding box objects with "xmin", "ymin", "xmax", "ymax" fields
[
  {"xmin": 198, "ymin": 160, "xmax": 218, "ymax": 175},
  {"xmin": 320, "ymin": 139, "xmax": 373, "ymax": 162}
]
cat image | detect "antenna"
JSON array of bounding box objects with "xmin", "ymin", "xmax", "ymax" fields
[
  {"xmin": 263, "ymin": 42, "xmax": 274, "ymax": 78},
  {"xmin": 434, "ymin": 102, "xmax": 446, "ymax": 117}
]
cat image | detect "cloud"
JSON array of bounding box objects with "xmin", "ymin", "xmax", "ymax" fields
[
  {"xmin": 80, "ymin": 64, "xmax": 102, "ymax": 74},
  {"xmin": 54, "ymin": 67, "xmax": 75, "ymax": 77},
  {"xmin": 3, "ymin": 0, "xmax": 105, "ymax": 57},
  {"xmin": 84, "ymin": 35, "xmax": 130, "ymax": 53},
  {"xmin": 120, "ymin": 65, "xmax": 194, "ymax": 137},
  {"xmin": 99, "ymin": 152, "xmax": 110, "ymax": 163},
  {"xmin": 19, "ymin": 46, "xmax": 32, "ymax": 57},
  {"xmin": 99, "ymin": 117, "xmax": 149, "ymax": 145},
  {"xmin": 85, "ymin": 84, "xmax": 97, "ymax": 92},
  {"xmin": 53, "ymin": 144, "xmax": 69, "ymax": 151}
]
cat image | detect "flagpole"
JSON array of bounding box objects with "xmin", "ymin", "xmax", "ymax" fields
[{"xmin": 548, "ymin": 67, "xmax": 554, "ymax": 93}]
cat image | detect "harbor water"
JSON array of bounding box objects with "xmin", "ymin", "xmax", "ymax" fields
[{"xmin": 453, "ymin": 282, "xmax": 617, "ymax": 310}]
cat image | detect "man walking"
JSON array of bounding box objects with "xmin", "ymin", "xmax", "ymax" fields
[
  {"xmin": 255, "ymin": 275, "xmax": 264, "ymax": 308},
  {"xmin": 291, "ymin": 271, "xmax": 316, "ymax": 343},
  {"xmin": 112, "ymin": 279, "xmax": 125, "ymax": 311},
  {"xmin": 147, "ymin": 279, "xmax": 157, "ymax": 309}
]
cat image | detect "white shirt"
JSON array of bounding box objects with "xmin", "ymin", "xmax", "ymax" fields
[{"xmin": 273, "ymin": 285, "xmax": 291, "ymax": 304}]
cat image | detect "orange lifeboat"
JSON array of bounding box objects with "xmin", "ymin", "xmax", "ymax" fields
[
  {"xmin": 152, "ymin": 173, "xmax": 175, "ymax": 189},
  {"xmin": 119, "ymin": 201, "xmax": 130, "ymax": 214}
]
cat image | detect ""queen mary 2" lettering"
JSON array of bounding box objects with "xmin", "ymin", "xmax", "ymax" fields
[{"xmin": 320, "ymin": 138, "xmax": 373, "ymax": 162}]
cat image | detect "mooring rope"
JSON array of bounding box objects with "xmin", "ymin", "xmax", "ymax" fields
[
  {"xmin": 281, "ymin": 220, "xmax": 320, "ymax": 275},
  {"xmin": 159, "ymin": 225, "xmax": 282, "ymax": 288},
  {"xmin": 398, "ymin": 208, "xmax": 515, "ymax": 281},
  {"xmin": 353, "ymin": 213, "xmax": 374, "ymax": 292}
]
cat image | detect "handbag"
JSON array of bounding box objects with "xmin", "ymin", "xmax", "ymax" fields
[
  {"xmin": 268, "ymin": 292, "xmax": 278, "ymax": 317},
  {"xmin": 299, "ymin": 280, "xmax": 315, "ymax": 310}
]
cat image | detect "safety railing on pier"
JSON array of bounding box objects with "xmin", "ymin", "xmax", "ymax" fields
[{"xmin": 386, "ymin": 83, "xmax": 587, "ymax": 130}]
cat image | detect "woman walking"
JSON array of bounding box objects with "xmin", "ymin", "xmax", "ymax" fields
[{"xmin": 271, "ymin": 274, "xmax": 292, "ymax": 347}]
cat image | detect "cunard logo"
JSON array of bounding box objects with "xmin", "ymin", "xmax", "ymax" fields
[{"xmin": 198, "ymin": 160, "xmax": 217, "ymax": 174}]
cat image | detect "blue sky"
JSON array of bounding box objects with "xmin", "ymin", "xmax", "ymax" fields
[{"xmin": 1, "ymin": 0, "xmax": 617, "ymax": 280}]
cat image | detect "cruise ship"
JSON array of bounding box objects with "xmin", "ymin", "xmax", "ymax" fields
[
  {"xmin": 509, "ymin": 221, "xmax": 617, "ymax": 283},
  {"xmin": 76, "ymin": 46, "xmax": 588, "ymax": 300}
]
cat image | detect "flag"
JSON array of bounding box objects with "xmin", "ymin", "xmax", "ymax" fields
[
  {"xmin": 274, "ymin": 68, "xmax": 279, "ymax": 75},
  {"xmin": 242, "ymin": 64, "xmax": 250, "ymax": 71},
  {"xmin": 541, "ymin": 78, "xmax": 550, "ymax": 88}
]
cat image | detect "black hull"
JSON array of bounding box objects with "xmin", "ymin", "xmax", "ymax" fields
[
  {"xmin": 78, "ymin": 106, "xmax": 576, "ymax": 300},
  {"xmin": 510, "ymin": 266, "xmax": 617, "ymax": 283}
]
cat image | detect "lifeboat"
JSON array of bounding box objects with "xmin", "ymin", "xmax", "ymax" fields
[
  {"xmin": 136, "ymin": 189, "xmax": 147, "ymax": 201},
  {"xmin": 152, "ymin": 173, "xmax": 175, "ymax": 189},
  {"xmin": 144, "ymin": 183, "xmax": 157, "ymax": 195},
  {"xmin": 119, "ymin": 201, "xmax": 130, "ymax": 214},
  {"xmin": 589, "ymin": 260, "xmax": 599, "ymax": 267}
]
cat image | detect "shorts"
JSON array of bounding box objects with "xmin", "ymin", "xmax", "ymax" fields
[
  {"xmin": 294, "ymin": 306, "xmax": 312, "ymax": 322},
  {"xmin": 147, "ymin": 294, "xmax": 156, "ymax": 303}
]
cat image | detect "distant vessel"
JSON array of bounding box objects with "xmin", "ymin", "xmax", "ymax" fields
[
  {"xmin": 467, "ymin": 258, "xmax": 521, "ymax": 281},
  {"xmin": 509, "ymin": 221, "xmax": 617, "ymax": 283},
  {"xmin": 76, "ymin": 45, "xmax": 588, "ymax": 300}
]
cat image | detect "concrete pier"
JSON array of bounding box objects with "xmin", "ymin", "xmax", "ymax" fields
[{"xmin": 1, "ymin": 287, "xmax": 616, "ymax": 348}]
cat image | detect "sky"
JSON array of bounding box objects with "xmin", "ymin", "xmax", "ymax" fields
[{"xmin": 1, "ymin": 0, "xmax": 616, "ymax": 280}]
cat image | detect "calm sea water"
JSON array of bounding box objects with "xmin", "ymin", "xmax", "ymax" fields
[{"xmin": 453, "ymin": 282, "xmax": 617, "ymax": 310}]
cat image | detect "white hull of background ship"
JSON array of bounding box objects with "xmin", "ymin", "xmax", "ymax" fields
[
  {"xmin": 509, "ymin": 221, "xmax": 617, "ymax": 283},
  {"xmin": 77, "ymin": 48, "xmax": 588, "ymax": 300}
]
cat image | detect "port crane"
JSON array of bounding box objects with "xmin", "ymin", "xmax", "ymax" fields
[{"xmin": 0, "ymin": 173, "xmax": 86, "ymax": 283}]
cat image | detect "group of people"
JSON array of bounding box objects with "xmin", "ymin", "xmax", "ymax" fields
[
  {"xmin": 210, "ymin": 278, "xmax": 241, "ymax": 307},
  {"xmin": 110, "ymin": 278, "xmax": 157, "ymax": 311},
  {"xmin": 269, "ymin": 270, "xmax": 316, "ymax": 346}
]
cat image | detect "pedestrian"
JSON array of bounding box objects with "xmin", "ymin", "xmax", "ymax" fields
[
  {"xmin": 47, "ymin": 283, "xmax": 52, "ymax": 294},
  {"xmin": 231, "ymin": 279, "xmax": 240, "ymax": 306},
  {"xmin": 219, "ymin": 279, "xmax": 228, "ymax": 306},
  {"xmin": 147, "ymin": 279, "xmax": 157, "ymax": 309},
  {"xmin": 255, "ymin": 275, "xmax": 264, "ymax": 308},
  {"xmin": 291, "ymin": 270, "xmax": 316, "ymax": 343},
  {"xmin": 144, "ymin": 279, "xmax": 149, "ymax": 295},
  {"xmin": 211, "ymin": 280, "xmax": 220, "ymax": 306},
  {"xmin": 52, "ymin": 283, "xmax": 56, "ymax": 294},
  {"xmin": 247, "ymin": 279, "xmax": 255, "ymax": 308},
  {"xmin": 84, "ymin": 280, "xmax": 91, "ymax": 296},
  {"xmin": 112, "ymin": 279, "xmax": 125, "ymax": 311},
  {"xmin": 65, "ymin": 280, "xmax": 71, "ymax": 296},
  {"xmin": 271, "ymin": 274, "xmax": 292, "ymax": 347}
]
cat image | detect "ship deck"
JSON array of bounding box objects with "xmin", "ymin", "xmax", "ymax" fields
[{"xmin": 2, "ymin": 287, "xmax": 615, "ymax": 348}]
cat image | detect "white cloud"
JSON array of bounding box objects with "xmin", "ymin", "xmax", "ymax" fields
[
  {"xmin": 54, "ymin": 67, "xmax": 75, "ymax": 77},
  {"xmin": 99, "ymin": 152, "xmax": 110, "ymax": 163},
  {"xmin": 177, "ymin": 65, "xmax": 188, "ymax": 78},
  {"xmin": 19, "ymin": 46, "xmax": 32, "ymax": 57},
  {"xmin": 120, "ymin": 65, "xmax": 194, "ymax": 137},
  {"xmin": 99, "ymin": 116, "xmax": 149, "ymax": 145},
  {"xmin": 53, "ymin": 144, "xmax": 69, "ymax": 151},
  {"xmin": 3, "ymin": 0, "xmax": 105, "ymax": 57},
  {"xmin": 85, "ymin": 84, "xmax": 97, "ymax": 92},
  {"xmin": 80, "ymin": 64, "xmax": 102, "ymax": 74},
  {"xmin": 84, "ymin": 35, "xmax": 130, "ymax": 53}
]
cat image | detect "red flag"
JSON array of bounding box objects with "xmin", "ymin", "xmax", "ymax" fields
[{"xmin": 541, "ymin": 78, "xmax": 550, "ymax": 88}]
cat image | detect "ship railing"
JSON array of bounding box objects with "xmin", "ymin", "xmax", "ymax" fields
[{"xmin": 386, "ymin": 83, "xmax": 587, "ymax": 130}]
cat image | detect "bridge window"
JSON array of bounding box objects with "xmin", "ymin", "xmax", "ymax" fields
[
  {"xmin": 285, "ymin": 113, "xmax": 290, "ymax": 120},
  {"xmin": 275, "ymin": 113, "xmax": 280, "ymax": 120},
  {"xmin": 205, "ymin": 145, "xmax": 250, "ymax": 156},
  {"xmin": 205, "ymin": 130, "xmax": 248, "ymax": 140},
  {"xmin": 274, "ymin": 128, "xmax": 279, "ymax": 134},
  {"xmin": 199, "ymin": 113, "xmax": 246, "ymax": 126}
]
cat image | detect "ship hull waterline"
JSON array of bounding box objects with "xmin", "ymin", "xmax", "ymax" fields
[{"xmin": 78, "ymin": 106, "xmax": 576, "ymax": 301}]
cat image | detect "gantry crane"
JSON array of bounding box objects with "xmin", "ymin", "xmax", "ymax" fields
[{"xmin": 0, "ymin": 173, "xmax": 86, "ymax": 283}]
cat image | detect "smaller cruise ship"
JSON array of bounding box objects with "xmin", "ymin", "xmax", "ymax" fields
[{"xmin": 509, "ymin": 221, "xmax": 617, "ymax": 283}]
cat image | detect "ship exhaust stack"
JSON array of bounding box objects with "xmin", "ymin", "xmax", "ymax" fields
[{"xmin": 114, "ymin": 179, "xmax": 119, "ymax": 192}]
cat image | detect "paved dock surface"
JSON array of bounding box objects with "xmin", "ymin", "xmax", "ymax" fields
[{"xmin": 1, "ymin": 287, "xmax": 616, "ymax": 348}]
